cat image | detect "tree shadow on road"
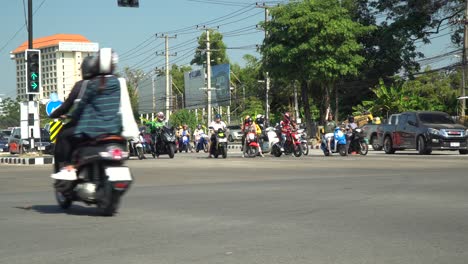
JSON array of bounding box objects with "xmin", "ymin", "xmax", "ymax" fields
[{"xmin": 14, "ymin": 205, "xmax": 103, "ymax": 217}]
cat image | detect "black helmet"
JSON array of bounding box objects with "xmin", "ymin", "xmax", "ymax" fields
[
  {"xmin": 348, "ymin": 116, "xmax": 355, "ymax": 123},
  {"xmin": 81, "ymin": 56, "xmax": 98, "ymax": 80}
]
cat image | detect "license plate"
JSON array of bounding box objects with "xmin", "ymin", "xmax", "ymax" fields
[
  {"xmin": 218, "ymin": 138, "xmax": 227, "ymax": 143},
  {"xmin": 106, "ymin": 167, "xmax": 133, "ymax": 181},
  {"xmin": 38, "ymin": 146, "xmax": 45, "ymax": 150},
  {"xmin": 450, "ymin": 142, "xmax": 460, "ymax": 147}
]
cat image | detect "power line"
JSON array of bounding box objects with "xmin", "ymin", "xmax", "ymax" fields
[{"xmin": 0, "ymin": 0, "xmax": 47, "ymax": 54}]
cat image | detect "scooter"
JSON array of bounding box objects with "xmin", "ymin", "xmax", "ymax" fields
[
  {"xmin": 321, "ymin": 127, "xmax": 347, "ymax": 156},
  {"xmin": 244, "ymin": 130, "xmax": 260, "ymax": 158},
  {"xmin": 52, "ymin": 135, "xmax": 133, "ymax": 216},
  {"xmin": 271, "ymin": 129, "xmax": 303, "ymax": 157},
  {"xmin": 195, "ymin": 133, "xmax": 209, "ymax": 153},
  {"xmin": 153, "ymin": 126, "xmax": 177, "ymax": 158},
  {"xmin": 128, "ymin": 138, "xmax": 145, "ymax": 160},
  {"xmin": 210, "ymin": 127, "xmax": 228, "ymax": 158},
  {"xmin": 178, "ymin": 131, "xmax": 190, "ymax": 153},
  {"xmin": 297, "ymin": 128, "xmax": 309, "ymax": 156},
  {"xmin": 347, "ymin": 128, "xmax": 368, "ymax": 155}
]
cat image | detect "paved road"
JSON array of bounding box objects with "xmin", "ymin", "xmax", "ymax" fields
[{"xmin": 1, "ymin": 150, "xmax": 467, "ymax": 264}]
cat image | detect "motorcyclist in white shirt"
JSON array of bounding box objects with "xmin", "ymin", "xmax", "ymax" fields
[{"xmin": 208, "ymin": 114, "xmax": 227, "ymax": 158}]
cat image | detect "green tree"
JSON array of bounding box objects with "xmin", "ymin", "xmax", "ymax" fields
[
  {"xmin": 191, "ymin": 30, "xmax": 229, "ymax": 66},
  {"xmin": 0, "ymin": 97, "xmax": 20, "ymax": 128},
  {"xmin": 337, "ymin": 0, "xmax": 463, "ymax": 116},
  {"xmin": 169, "ymin": 109, "xmax": 197, "ymax": 131},
  {"xmin": 121, "ymin": 67, "xmax": 145, "ymax": 120},
  {"xmin": 262, "ymin": 0, "xmax": 373, "ymax": 132},
  {"xmin": 353, "ymin": 70, "xmax": 460, "ymax": 118}
]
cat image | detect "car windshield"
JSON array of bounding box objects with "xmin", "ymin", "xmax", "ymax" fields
[
  {"xmin": 40, "ymin": 129, "xmax": 51, "ymax": 142},
  {"xmin": 228, "ymin": 125, "xmax": 241, "ymax": 130},
  {"xmin": 0, "ymin": 133, "xmax": 7, "ymax": 140},
  {"xmin": 419, "ymin": 113, "xmax": 455, "ymax": 124}
]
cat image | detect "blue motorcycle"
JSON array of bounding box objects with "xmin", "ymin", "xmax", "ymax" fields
[
  {"xmin": 196, "ymin": 133, "xmax": 209, "ymax": 153},
  {"xmin": 321, "ymin": 127, "xmax": 347, "ymax": 156},
  {"xmin": 179, "ymin": 131, "xmax": 191, "ymax": 153}
]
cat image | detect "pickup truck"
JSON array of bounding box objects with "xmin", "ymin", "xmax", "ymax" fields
[{"xmin": 378, "ymin": 111, "xmax": 468, "ymax": 155}]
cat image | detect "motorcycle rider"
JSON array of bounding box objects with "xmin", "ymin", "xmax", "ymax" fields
[
  {"xmin": 50, "ymin": 56, "xmax": 97, "ymax": 173},
  {"xmin": 147, "ymin": 112, "xmax": 166, "ymax": 155},
  {"xmin": 51, "ymin": 48, "xmax": 127, "ymax": 178},
  {"xmin": 179, "ymin": 124, "xmax": 193, "ymax": 152},
  {"xmin": 324, "ymin": 113, "xmax": 337, "ymax": 153},
  {"xmin": 346, "ymin": 116, "xmax": 358, "ymax": 154},
  {"xmin": 279, "ymin": 112, "xmax": 292, "ymax": 151},
  {"xmin": 208, "ymin": 114, "xmax": 227, "ymax": 158},
  {"xmin": 193, "ymin": 124, "xmax": 205, "ymax": 147}
]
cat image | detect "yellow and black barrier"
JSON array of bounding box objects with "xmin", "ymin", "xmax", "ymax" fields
[{"xmin": 49, "ymin": 120, "xmax": 63, "ymax": 143}]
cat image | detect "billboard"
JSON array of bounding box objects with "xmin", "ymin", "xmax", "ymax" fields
[
  {"xmin": 211, "ymin": 64, "xmax": 230, "ymax": 107},
  {"xmin": 137, "ymin": 75, "xmax": 172, "ymax": 114},
  {"xmin": 184, "ymin": 64, "xmax": 231, "ymax": 109},
  {"xmin": 184, "ymin": 68, "xmax": 206, "ymax": 110}
]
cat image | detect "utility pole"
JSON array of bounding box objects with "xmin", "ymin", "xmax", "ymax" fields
[
  {"xmin": 462, "ymin": 0, "xmax": 468, "ymax": 117},
  {"xmin": 197, "ymin": 26, "xmax": 218, "ymax": 128},
  {"xmin": 156, "ymin": 34, "xmax": 177, "ymax": 121},
  {"xmin": 207, "ymin": 29, "xmax": 212, "ymax": 128},
  {"xmin": 257, "ymin": 3, "xmax": 272, "ymax": 124},
  {"xmin": 294, "ymin": 84, "xmax": 299, "ymax": 122}
]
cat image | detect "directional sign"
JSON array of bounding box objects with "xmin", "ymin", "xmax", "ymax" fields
[
  {"xmin": 46, "ymin": 100, "xmax": 63, "ymax": 116},
  {"xmin": 31, "ymin": 72, "xmax": 38, "ymax": 80},
  {"xmin": 31, "ymin": 82, "xmax": 38, "ymax": 90}
]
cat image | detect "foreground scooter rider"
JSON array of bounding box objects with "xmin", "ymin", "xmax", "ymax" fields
[
  {"xmin": 50, "ymin": 56, "xmax": 98, "ymax": 171},
  {"xmin": 51, "ymin": 48, "xmax": 128, "ymax": 179}
]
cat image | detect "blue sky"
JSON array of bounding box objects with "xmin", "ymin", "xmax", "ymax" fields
[{"xmin": 0, "ymin": 0, "xmax": 459, "ymax": 98}]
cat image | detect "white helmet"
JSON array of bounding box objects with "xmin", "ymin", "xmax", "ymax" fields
[{"xmin": 98, "ymin": 48, "xmax": 118, "ymax": 75}]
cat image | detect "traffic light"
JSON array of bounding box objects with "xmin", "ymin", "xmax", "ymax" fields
[
  {"xmin": 118, "ymin": 0, "xmax": 139, "ymax": 7},
  {"xmin": 26, "ymin": 49, "xmax": 41, "ymax": 95}
]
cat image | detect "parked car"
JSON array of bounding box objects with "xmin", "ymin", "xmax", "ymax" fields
[
  {"xmin": 227, "ymin": 125, "xmax": 242, "ymax": 142},
  {"xmin": 361, "ymin": 124, "xmax": 382, "ymax": 150},
  {"xmin": 378, "ymin": 111, "xmax": 468, "ymax": 155},
  {"xmin": 0, "ymin": 132, "xmax": 9, "ymax": 152},
  {"xmin": 1, "ymin": 128, "xmax": 12, "ymax": 137},
  {"xmin": 8, "ymin": 127, "xmax": 53, "ymax": 154}
]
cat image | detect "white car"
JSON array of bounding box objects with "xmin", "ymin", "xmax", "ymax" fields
[{"xmin": 227, "ymin": 125, "xmax": 243, "ymax": 142}]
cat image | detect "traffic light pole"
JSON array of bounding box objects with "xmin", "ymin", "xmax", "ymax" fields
[{"xmin": 28, "ymin": 0, "xmax": 33, "ymax": 50}]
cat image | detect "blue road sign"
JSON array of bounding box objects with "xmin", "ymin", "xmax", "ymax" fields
[{"xmin": 46, "ymin": 100, "xmax": 63, "ymax": 116}]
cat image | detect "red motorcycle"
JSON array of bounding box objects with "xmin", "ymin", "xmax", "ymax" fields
[
  {"xmin": 244, "ymin": 129, "xmax": 260, "ymax": 158},
  {"xmin": 271, "ymin": 129, "xmax": 303, "ymax": 157}
]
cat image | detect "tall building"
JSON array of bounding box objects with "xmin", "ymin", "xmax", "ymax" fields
[{"xmin": 12, "ymin": 34, "xmax": 99, "ymax": 101}]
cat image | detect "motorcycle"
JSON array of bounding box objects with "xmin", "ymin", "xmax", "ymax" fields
[
  {"xmin": 271, "ymin": 129, "xmax": 303, "ymax": 157},
  {"xmin": 347, "ymin": 128, "xmax": 368, "ymax": 155},
  {"xmin": 52, "ymin": 135, "xmax": 133, "ymax": 216},
  {"xmin": 195, "ymin": 133, "xmax": 209, "ymax": 153},
  {"xmin": 153, "ymin": 126, "xmax": 177, "ymax": 158},
  {"xmin": 128, "ymin": 138, "xmax": 145, "ymax": 160},
  {"xmin": 210, "ymin": 127, "xmax": 228, "ymax": 159},
  {"xmin": 244, "ymin": 129, "xmax": 260, "ymax": 158},
  {"xmin": 321, "ymin": 127, "xmax": 347, "ymax": 156},
  {"xmin": 178, "ymin": 131, "xmax": 191, "ymax": 153},
  {"xmin": 297, "ymin": 128, "xmax": 309, "ymax": 156}
]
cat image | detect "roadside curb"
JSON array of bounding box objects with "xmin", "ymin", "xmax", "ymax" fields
[
  {"xmin": 0, "ymin": 156, "xmax": 54, "ymax": 165},
  {"xmin": 227, "ymin": 144, "xmax": 242, "ymax": 150}
]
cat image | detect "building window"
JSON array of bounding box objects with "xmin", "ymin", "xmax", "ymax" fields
[
  {"xmin": 62, "ymin": 53, "xmax": 64, "ymax": 57},
  {"xmin": 62, "ymin": 59, "xmax": 64, "ymax": 63}
]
